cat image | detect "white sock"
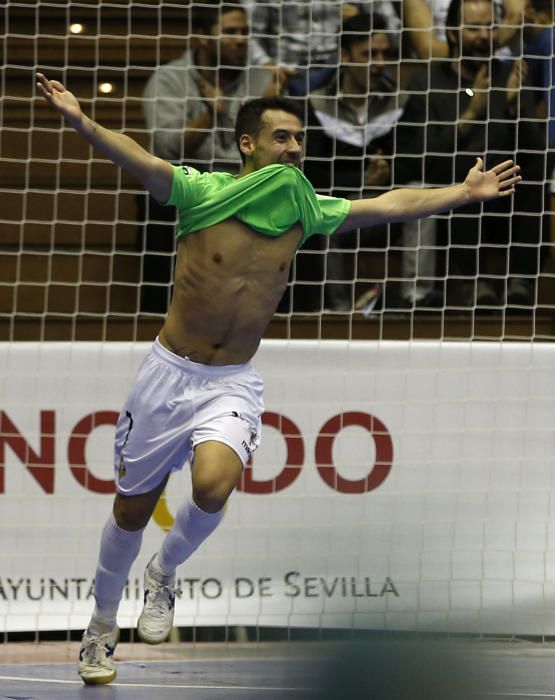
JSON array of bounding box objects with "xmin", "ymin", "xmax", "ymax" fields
[
  {"xmin": 88, "ymin": 514, "xmax": 144, "ymax": 634},
  {"xmin": 154, "ymin": 499, "xmax": 224, "ymax": 577}
]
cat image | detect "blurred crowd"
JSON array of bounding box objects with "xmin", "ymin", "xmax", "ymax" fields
[{"xmin": 138, "ymin": 0, "xmax": 554, "ymax": 314}]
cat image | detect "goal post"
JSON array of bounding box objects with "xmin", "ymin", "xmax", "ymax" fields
[{"xmin": 1, "ymin": 0, "xmax": 555, "ymax": 642}]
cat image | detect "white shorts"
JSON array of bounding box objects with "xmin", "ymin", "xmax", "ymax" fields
[{"xmin": 114, "ymin": 338, "xmax": 264, "ymax": 496}]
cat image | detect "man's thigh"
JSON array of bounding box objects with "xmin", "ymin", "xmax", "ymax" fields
[{"xmin": 191, "ymin": 441, "xmax": 244, "ymax": 509}]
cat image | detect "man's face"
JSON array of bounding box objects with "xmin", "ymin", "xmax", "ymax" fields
[
  {"xmin": 242, "ymin": 109, "xmax": 305, "ymax": 170},
  {"xmin": 343, "ymin": 33, "xmax": 393, "ymax": 92},
  {"xmin": 458, "ymin": 0, "xmax": 497, "ymax": 60},
  {"xmin": 209, "ymin": 9, "xmax": 248, "ymax": 67}
]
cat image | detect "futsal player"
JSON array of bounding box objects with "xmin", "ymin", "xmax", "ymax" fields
[{"xmin": 35, "ymin": 71, "xmax": 521, "ymax": 685}]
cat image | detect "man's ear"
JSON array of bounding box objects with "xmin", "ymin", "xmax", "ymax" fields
[{"xmin": 239, "ymin": 133, "xmax": 255, "ymax": 159}]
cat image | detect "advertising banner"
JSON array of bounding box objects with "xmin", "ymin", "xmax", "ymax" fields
[{"xmin": 0, "ymin": 341, "xmax": 554, "ymax": 635}]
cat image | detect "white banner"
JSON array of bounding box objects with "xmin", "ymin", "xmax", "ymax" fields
[{"xmin": 0, "ymin": 340, "xmax": 554, "ymax": 635}]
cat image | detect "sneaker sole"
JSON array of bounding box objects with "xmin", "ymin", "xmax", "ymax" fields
[
  {"xmin": 80, "ymin": 669, "xmax": 117, "ymax": 685},
  {"xmin": 136, "ymin": 622, "xmax": 171, "ymax": 645},
  {"xmin": 78, "ymin": 626, "xmax": 119, "ymax": 685}
]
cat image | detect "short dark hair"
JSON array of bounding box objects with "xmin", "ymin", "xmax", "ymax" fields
[
  {"xmin": 341, "ymin": 12, "xmax": 389, "ymax": 53},
  {"xmin": 235, "ymin": 96, "xmax": 305, "ymax": 163},
  {"xmin": 191, "ymin": 0, "xmax": 245, "ymax": 34}
]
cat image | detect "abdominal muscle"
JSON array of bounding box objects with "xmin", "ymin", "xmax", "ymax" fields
[{"xmin": 158, "ymin": 218, "xmax": 303, "ymax": 365}]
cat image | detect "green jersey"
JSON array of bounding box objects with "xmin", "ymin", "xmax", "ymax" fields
[{"xmin": 165, "ymin": 163, "xmax": 351, "ymax": 246}]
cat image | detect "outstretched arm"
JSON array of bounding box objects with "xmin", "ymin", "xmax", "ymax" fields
[
  {"xmin": 403, "ymin": 0, "xmax": 449, "ymax": 59},
  {"xmin": 36, "ymin": 72, "xmax": 173, "ymax": 202},
  {"xmin": 335, "ymin": 158, "xmax": 521, "ymax": 234}
]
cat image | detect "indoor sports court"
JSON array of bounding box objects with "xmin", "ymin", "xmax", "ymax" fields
[
  {"xmin": 2, "ymin": 0, "xmax": 555, "ymax": 698},
  {"xmin": 4, "ymin": 637, "xmax": 555, "ymax": 698}
]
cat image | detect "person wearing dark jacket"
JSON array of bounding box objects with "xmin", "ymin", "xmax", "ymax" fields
[
  {"xmin": 299, "ymin": 12, "xmax": 404, "ymax": 311},
  {"xmin": 393, "ymin": 0, "xmax": 548, "ymax": 308}
]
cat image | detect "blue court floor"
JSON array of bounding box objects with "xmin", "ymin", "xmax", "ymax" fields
[
  {"xmin": 2, "ymin": 638, "xmax": 555, "ymax": 699},
  {"xmin": 0, "ymin": 642, "xmax": 320, "ymax": 699}
]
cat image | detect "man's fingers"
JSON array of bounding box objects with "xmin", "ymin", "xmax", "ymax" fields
[
  {"xmin": 500, "ymin": 176, "xmax": 521, "ymax": 187},
  {"xmin": 36, "ymin": 73, "xmax": 51, "ymax": 93},
  {"xmin": 491, "ymin": 159, "xmax": 516, "ymax": 174},
  {"xmin": 497, "ymin": 165, "xmax": 521, "ymax": 181},
  {"xmin": 498, "ymin": 186, "xmax": 516, "ymax": 197},
  {"xmin": 36, "ymin": 73, "xmax": 66, "ymax": 96},
  {"xmin": 499, "ymin": 174, "xmax": 522, "ymax": 188},
  {"xmin": 36, "ymin": 82, "xmax": 53, "ymax": 100}
]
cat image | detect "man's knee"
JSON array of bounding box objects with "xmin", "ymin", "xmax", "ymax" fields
[
  {"xmin": 192, "ymin": 470, "xmax": 240, "ymax": 512},
  {"xmin": 112, "ymin": 477, "xmax": 169, "ymax": 530},
  {"xmin": 113, "ymin": 495, "xmax": 150, "ymax": 531},
  {"xmin": 192, "ymin": 485, "xmax": 231, "ymax": 513},
  {"xmin": 191, "ymin": 447, "xmax": 243, "ymax": 513}
]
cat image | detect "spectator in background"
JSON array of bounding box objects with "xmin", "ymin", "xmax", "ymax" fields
[
  {"xmin": 403, "ymin": 0, "xmax": 526, "ymax": 59},
  {"xmin": 392, "ymin": 0, "xmax": 527, "ymax": 310},
  {"xmin": 393, "ymin": 0, "xmax": 548, "ymax": 309},
  {"xmin": 139, "ymin": 0, "xmax": 279, "ymax": 313},
  {"xmin": 299, "ymin": 12, "xmax": 405, "ymax": 311},
  {"xmin": 143, "ymin": 0, "xmax": 277, "ymax": 170},
  {"xmin": 246, "ymin": 0, "xmax": 402, "ymax": 96},
  {"xmin": 523, "ymin": 0, "xmax": 554, "ymax": 152}
]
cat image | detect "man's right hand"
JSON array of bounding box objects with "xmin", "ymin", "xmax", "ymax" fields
[
  {"xmin": 36, "ymin": 72, "xmax": 83, "ymax": 127},
  {"xmin": 37, "ymin": 71, "xmax": 174, "ymax": 204}
]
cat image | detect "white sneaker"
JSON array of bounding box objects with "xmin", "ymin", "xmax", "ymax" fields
[
  {"xmin": 137, "ymin": 555, "xmax": 180, "ymax": 644},
  {"xmin": 78, "ymin": 626, "xmax": 119, "ymax": 685}
]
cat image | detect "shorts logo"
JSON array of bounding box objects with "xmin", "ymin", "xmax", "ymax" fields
[
  {"xmin": 231, "ymin": 411, "xmax": 258, "ymax": 459},
  {"xmin": 242, "ymin": 440, "xmax": 253, "ymax": 459}
]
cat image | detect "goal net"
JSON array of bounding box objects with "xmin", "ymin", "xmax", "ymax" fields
[{"xmin": 1, "ymin": 0, "xmax": 554, "ymax": 642}]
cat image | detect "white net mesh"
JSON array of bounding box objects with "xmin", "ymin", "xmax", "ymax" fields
[
  {"xmin": 2, "ymin": 0, "xmax": 553, "ymax": 341},
  {"xmin": 1, "ymin": 0, "xmax": 555, "ymax": 642}
]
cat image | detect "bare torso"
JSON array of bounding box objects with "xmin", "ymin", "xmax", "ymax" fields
[{"xmin": 159, "ymin": 217, "xmax": 303, "ymax": 365}]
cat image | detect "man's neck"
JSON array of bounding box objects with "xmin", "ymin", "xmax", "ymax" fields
[
  {"xmin": 237, "ymin": 163, "xmax": 254, "ymax": 178},
  {"xmin": 340, "ymin": 72, "xmax": 369, "ymax": 108}
]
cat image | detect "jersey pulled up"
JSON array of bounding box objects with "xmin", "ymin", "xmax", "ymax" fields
[{"xmin": 165, "ymin": 163, "xmax": 351, "ymax": 246}]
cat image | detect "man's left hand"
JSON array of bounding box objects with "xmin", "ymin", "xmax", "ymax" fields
[{"xmin": 464, "ymin": 157, "xmax": 521, "ymax": 202}]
